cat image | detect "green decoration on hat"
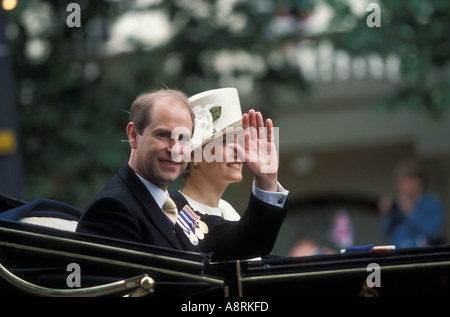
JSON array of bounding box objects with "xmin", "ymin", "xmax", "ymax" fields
[{"xmin": 209, "ymin": 106, "xmax": 221, "ymax": 121}]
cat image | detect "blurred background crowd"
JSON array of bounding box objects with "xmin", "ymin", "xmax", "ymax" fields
[{"xmin": 1, "ymin": 0, "xmax": 449, "ymax": 256}]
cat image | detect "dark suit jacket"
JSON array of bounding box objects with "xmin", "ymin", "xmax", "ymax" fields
[{"xmin": 76, "ymin": 164, "xmax": 288, "ymax": 261}]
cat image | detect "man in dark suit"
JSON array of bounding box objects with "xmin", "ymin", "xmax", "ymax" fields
[{"xmin": 76, "ymin": 89, "xmax": 289, "ymax": 261}]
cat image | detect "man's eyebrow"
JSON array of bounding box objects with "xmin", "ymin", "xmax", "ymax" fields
[{"xmin": 151, "ymin": 128, "xmax": 172, "ymax": 135}]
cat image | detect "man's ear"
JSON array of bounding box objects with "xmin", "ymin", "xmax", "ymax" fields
[{"xmin": 126, "ymin": 122, "xmax": 139, "ymax": 149}]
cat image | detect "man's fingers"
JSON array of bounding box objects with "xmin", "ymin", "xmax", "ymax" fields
[
  {"xmin": 266, "ymin": 118, "xmax": 274, "ymax": 141},
  {"xmin": 228, "ymin": 143, "xmax": 247, "ymax": 163},
  {"xmin": 248, "ymin": 109, "xmax": 256, "ymax": 129},
  {"xmin": 242, "ymin": 113, "xmax": 249, "ymax": 131},
  {"xmin": 255, "ymin": 111, "xmax": 265, "ymax": 140}
]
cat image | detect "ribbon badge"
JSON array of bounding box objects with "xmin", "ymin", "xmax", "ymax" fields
[{"xmin": 177, "ymin": 205, "xmax": 209, "ymax": 245}]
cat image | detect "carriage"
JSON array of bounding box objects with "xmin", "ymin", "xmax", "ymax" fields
[{"xmin": 1, "ymin": 194, "xmax": 450, "ymax": 298}]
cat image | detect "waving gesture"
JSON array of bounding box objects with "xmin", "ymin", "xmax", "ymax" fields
[{"xmin": 229, "ymin": 109, "xmax": 278, "ymax": 192}]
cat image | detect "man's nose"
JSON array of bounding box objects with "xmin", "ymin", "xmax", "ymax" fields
[
  {"xmin": 169, "ymin": 139, "xmax": 192, "ymax": 163},
  {"xmin": 167, "ymin": 138, "xmax": 183, "ymax": 154}
]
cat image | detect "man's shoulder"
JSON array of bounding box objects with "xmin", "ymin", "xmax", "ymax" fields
[{"xmin": 85, "ymin": 165, "xmax": 136, "ymax": 208}]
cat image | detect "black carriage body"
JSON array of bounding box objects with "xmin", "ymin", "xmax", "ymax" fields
[{"xmin": 1, "ymin": 194, "xmax": 450, "ymax": 297}]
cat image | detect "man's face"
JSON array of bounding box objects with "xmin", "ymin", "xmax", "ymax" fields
[{"xmin": 129, "ymin": 94, "xmax": 193, "ymax": 189}]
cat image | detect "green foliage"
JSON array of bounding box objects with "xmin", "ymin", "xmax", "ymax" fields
[
  {"xmin": 8, "ymin": 0, "xmax": 130, "ymax": 207},
  {"xmin": 323, "ymin": 0, "xmax": 450, "ymax": 119}
]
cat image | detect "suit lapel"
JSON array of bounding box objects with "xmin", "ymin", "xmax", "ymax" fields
[{"xmin": 117, "ymin": 165, "xmax": 184, "ymax": 250}]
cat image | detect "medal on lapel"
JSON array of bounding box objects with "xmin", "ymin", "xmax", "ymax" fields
[
  {"xmin": 189, "ymin": 231, "xmax": 199, "ymax": 245},
  {"xmin": 177, "ymin": 213, "xmax": 199, "ymax": 246},
  {"xmin": 183, "ymin": 204, "xmax": 209, "ymax": 236},
  {"xmin": 176, "ymin": 204, "xmax": 209, "ymax": 245},
  {"xmin": 197, "ymin": 220, "xmax": 209, "ymax": 234}
]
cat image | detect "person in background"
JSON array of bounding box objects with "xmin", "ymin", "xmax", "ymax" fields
[
  {"xmin": 289, "ymin": 237, "xmax": 335, "ymax": 257},
  {"xmin": 329, "ymin": 209, "xmax": 354, "ymax": 250},
  {"xmin": 379, "ymin": 160, "xmax": 445, "ymax": 248},
  {"xmin": 180, "ymin": 88, "xmax": 244, "ymax": 221}
]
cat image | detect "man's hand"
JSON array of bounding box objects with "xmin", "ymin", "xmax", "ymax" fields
[{"xmin": 229, "ymin": 109, "xmax": 278, "ymax": 192}]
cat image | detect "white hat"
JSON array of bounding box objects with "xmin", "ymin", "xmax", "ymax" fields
[{"xmin": 188, "ymin": 88, "xmax": 242, "ymax": 148}]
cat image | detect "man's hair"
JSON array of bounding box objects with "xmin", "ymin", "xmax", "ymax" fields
[{"xmin": 129, "ymin": 89, "xmax": 194, "ymax": 134}]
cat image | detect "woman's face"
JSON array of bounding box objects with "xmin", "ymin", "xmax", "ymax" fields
[{"xmin": 197, "ymin": 134, "xmax": 243, "ymax": 185}]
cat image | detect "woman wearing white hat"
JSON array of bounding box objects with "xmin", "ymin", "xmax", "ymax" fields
[{"xmin": 180, "ymin": 88, "xmax": 245, "ymax": 221}]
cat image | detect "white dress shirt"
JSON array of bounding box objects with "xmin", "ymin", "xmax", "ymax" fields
[
  {"xmin": 252, "ymin": 181, "xmax": 289, "ymax": 208},
  {"xmin": 136, "ymin": 174, "xmax": 168, "ymax": 209}
]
